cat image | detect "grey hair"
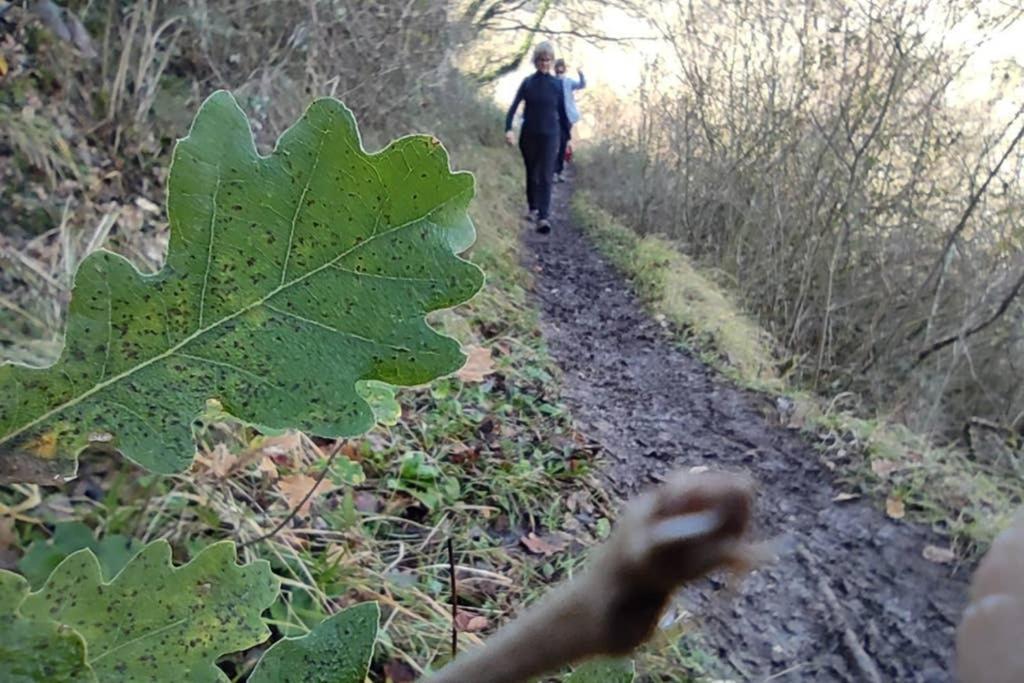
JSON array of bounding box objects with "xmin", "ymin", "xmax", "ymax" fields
[{"xmin": 532, "ymin": 41, "xmax": 555, "ymax": 65}]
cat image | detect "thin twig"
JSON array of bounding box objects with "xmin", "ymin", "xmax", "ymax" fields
[
  {"xmin": 449, "ymin": 536, "xmax": 458, "ymax": 659},
  {"xmin": 240, "ymin": 439, "xmax": 343, "ymax": 548},
  {"xmin": 920, "ymin": 117, "xmax": 1024, "ymax": 296},
  {"xmin": 797, "ymin": 547, "xmax": 883, "ymax": 683},
  {"xmin": 915, "ymin": 266, "xmax": 1024, "ymax": 366},
  {"xmin": 480, "ymin": 20, "xmax": 656, "ymax": 42}
]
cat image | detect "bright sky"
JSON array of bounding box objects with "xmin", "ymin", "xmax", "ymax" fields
[
  {"xmin": 493, "ymin": 6, "xmax": 662, "ymax": 104},
  {"xmin": 493, "ymin": 2, "xmax": 1023, "ymax": 133},
  {"xmin": 944, "ymin": 11, "xmax": 1024, "ymax": 121}
]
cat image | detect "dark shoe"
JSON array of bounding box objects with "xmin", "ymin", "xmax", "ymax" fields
[
  {"xmin": 523, "ymin": 208, "xmax": 538, "ymax": 222},
  {"xmin": 536, "ymin": 218, "xmax": 551, "ymax": 234}
]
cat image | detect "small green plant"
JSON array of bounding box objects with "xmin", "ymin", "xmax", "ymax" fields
[{"xmin": 565, "ymin": 658, "xmax": 635, "ymax": 682}]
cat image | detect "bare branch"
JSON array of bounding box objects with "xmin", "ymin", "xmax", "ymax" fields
[
  {"xmin": 919, "ymin": 116, "xmax": 1024, "ymax": 296},
  {"xmin": 915, "ymin": 267, "xmax": 1024, "ymax": 366},
  {"xmin": 240, "ymin": 439, "xmax": 343, "ymax": 548},
  {"xmin": 479, "ymin": 18, "xmax": 656, "ymax": 42}
]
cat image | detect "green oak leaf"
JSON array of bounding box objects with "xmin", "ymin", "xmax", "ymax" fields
[
  {"xmin": 18, "ymin": 539, "xmax": 278, "ymax": 682},
  {"xmin": 0, "ymin": 90, "xmax": 483, "ymax": 483},
  {"xmin": 565, "ymin": 658, "xmax": 636, "ymax": 682},
  {"xmin": 249, "ymin": 602, "xmax": 379, "ymax": 683},
  {"xmin": 18, "ymin": 521, "xmax": 145, "ymax": 589},
  {"xmin": 0, "ymin": 570, "xmax": 96, "ymax": 682}
]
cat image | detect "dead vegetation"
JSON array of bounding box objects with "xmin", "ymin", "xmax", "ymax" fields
[{"xmin": 581, "ymin": 0, "xmax": 1024, "ymax": 440}]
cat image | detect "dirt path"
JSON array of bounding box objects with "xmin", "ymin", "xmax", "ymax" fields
[{"xmin": 523, "ymin": 175, "xmax": 968, "ymax": 682}]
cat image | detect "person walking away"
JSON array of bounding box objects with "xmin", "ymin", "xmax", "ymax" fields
[
  {"xmin": 505, "ymin": 42, "xmax": 569, "ymax": 234},
  {"xmin": 554, "ymin": 58, "xmax": 585, "ymax": 183}
]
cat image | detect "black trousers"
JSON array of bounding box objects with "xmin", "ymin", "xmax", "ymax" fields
[
  {"xmin": 519, "ymin": 131, "xmax": 559, "ymax": 219},
  {"xmin": 556, "ymin": 124, "xmax": 572, "ymax": 175}
]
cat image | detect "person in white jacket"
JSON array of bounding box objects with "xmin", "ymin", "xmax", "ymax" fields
[{"xmin": 554, "ymin": 58, "xmax": 585, "ymax": 182}]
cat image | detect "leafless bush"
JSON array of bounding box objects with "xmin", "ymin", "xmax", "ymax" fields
[{"xmin": 582, "ymin": 0, "xmax": 1024, "ymax": 436}]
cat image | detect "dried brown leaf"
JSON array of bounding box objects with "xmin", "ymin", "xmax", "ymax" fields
[
  {"xmin": 207, "ymin": 443, "xmax": 237, "ymax": 478},
  {"xmin": 454, "ymin": 610, "xmax": 490, "ymax": 632},
  {"xmin": 276, "ymin": 473, "xmax": 337, "ymax": 517},
  {"xmin": 257, "ymin": 456, "xmax": 278, "ymax": 478},
  {"xmin": 241, "ymin": 432, "xmax": 302, "ymax": 470},
  {"xmin": 339, "ymin": 440, "xmax": 363, "ymax": 461},
  {"xmin": 520, "ymin": 532, "xmax": 567, "ymax": 556},
  {"xmin": 871, "ymin": 459, "xmax": 898, "ymax": 477},
  {"xmin": 457, "ymin": 345, "xmax": 495, "ymax": 383},
  {"xmin": 923, "ymin": 545, "xmax": 956, "ymax": 564},
  {"xmin": 886, "ymin": 496, "xmax": 905, "ymax": 520},
  {"xmin": 449, "ymin": 444, "xmax": 479, "ymax": 465}
]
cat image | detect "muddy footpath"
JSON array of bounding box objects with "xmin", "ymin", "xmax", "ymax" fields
[{"xmin": 522, "ymin": 174, "xmax": 968, "ymax": 682}]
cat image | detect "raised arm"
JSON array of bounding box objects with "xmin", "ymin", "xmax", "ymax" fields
[{"xmin": 573, "ymin": 69, "xmax": 586, "ymax": 90}]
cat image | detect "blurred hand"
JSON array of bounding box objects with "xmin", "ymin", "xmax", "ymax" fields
[
  {"xmin": 957, "ymin": 509, "xmax": 1024, "ymax": 683},
  {"xmin": 505, "ymin": 130, "xmax": 515, "ymax": 146},
  {"xmin": 425, "ymin": 469, "xmax": 766, "ymax": 683}
]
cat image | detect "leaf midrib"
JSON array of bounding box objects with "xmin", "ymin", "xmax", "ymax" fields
[
  {"xmin": 1, "ymin": 195, "xmax": 464, "ymax": 450},
  {"xmin": 89, "ymin": 616, "xmax": 190, "ymax": 666}
]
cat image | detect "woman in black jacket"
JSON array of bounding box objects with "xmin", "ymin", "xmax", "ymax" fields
[{"xmin": 505, "ymin": 42, "xmax": 569, "ymax": 234}]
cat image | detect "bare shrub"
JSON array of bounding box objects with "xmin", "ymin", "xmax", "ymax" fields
[{"xmin": 581, "ymin": 0, "xmax": 1024, "ymax": 437}]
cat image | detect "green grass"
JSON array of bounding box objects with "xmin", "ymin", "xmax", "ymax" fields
[
  {"xmin": 571, "ymin": 194, "xmax": 782, "ymax": 393},
  {"xmin": 570, "ymin": 192, "xmax": 1022, "ymax": 558}
]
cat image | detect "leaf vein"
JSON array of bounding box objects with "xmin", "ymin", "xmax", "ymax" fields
[
  {"xmin": 281, "ymin": 134, "xmax": 326, "ymax": 286},
  {"xmin": 174, "ymin": 352, "xmax": 283, "ymax": 392},
  {"xmin": 106, "ymin": 399, "xmax": 163, "ymax": 441},
  {"xmin": 197, "ymin": 178, "xmax": 222, "ymax": 328},
  {"xmin": 1, "ymin": 188, "xmax": 463, "ymax": 449},
  {"xmin": 89, "ymin": 617, "xmax": 190, "ymax": 664},
  {"xmin": 330, "ymin": 265, "xmax": 438, "ymax": 284},
  {"xmin": 263, "ymin": 303, "xmax": 412, "ymax": 352}
]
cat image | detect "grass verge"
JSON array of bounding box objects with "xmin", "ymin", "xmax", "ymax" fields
[{"xmin": 570, "ymin": 191, "xmax": 1022, "ymax": 559}]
